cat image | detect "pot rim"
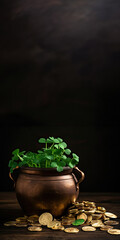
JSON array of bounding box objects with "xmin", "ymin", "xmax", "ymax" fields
[{"xmin": 20, "ymin": 166, "xmax": 73, "ymax": 176}]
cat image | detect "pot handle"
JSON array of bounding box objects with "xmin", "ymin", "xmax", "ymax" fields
[
  {"xmin": 73, "ymin": 166, "xmax": 85, "ymax": 190},
  {"xmin": 9, "ymin": 166, "xmax": 19, "ymax": 187}
]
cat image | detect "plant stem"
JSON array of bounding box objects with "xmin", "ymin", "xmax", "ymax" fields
[
  {"xmin": 17, "ymin": 154, "xmax": 23, "ymax": 161},
  {"xmin": 45, "ymin": 142, "xmax": 47, "ymax": 149}
]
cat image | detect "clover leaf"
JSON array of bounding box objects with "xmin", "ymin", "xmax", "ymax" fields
[{"xmin": 8, "ymin": 137, "xmax": 80, "ymax": 173}]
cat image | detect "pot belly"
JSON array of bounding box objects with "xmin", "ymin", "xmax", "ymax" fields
[{"xmin": 15, "ymin": 174, "xmax": 79, "ymax": 217}]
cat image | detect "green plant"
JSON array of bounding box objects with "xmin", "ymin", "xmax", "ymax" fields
[{"xmin": 8, "ymin": 137, "xmax": 79, "ymax": 173}]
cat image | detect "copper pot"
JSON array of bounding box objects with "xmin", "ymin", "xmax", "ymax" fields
[{"xmin": 10, "ymin": 166, "xmax": 85, "ymax": 217}]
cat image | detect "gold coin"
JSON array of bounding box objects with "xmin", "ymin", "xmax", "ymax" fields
[
  {"xmin": 16, "ymin": 223, "xmax": 28, "ymax": 227},
  {"xmin": 86, "ymin": 215, "xmax": 92, "ymax": 223},
  {"xmin": 59, "ymin": 226, "xmax": 65, "ymax": 230},
  {"xmin": 28, "ymin": 226, "xmax": 42, "ymax": 231},
  {"xmin": 74, "ymin": 202, "xmax": 84, "ymax": 208},
  {"xmin": 77, "ymin": 213, "xmax": 87, "ymax": 222},
  {"xmin": 67, "ymin": 213, "xmax": 75, "ymax": 218},
  {"xmin": 16, "ymin": 216, "xmax": 28, "ymax": 222},
  {"xmin": 105, "ymin": 212, "xmax": 117, "ymax": 218},
  {"xmin": 64, "ymin": 227, "xmax": 79, "ymax": 233},
  {"xmin": 47, "ymin": 220, "xmax": 61, "ymax": 228},
  {"xmin": 51, "ymin": 225, "xmax": 64, "ymax": 230},
  {"xmin": 68, "ymin": 209, "xmax": 78, "ymax": 214},
  {"xmin": 29, "ymin": 223, "xmax": 41, "ymax": 227},
  {"xmin": 92, "ymin": 213, "xmax": 102, "ymax": 220},
  {"xmin": 91, "ymin": 220, "xmax": 104, "ymax": 228},
  {"xmin": 97, "ymin": 207, "xmax": 106, "ymax": 212},
  {"xmin": 83, "ymin": 201, "xmax": 95, "ymax": 207},
  {"xmin": 28, "ymin": 215, "xmax": 39, "ymax": 219},
  {"xmin": 62, "ymin": 219, "xmax": 74, "ymax": 225},
  {"xmin": 104, "ymin": 220, "xmax": 119, "ymax": 225},
  {"xmin": 82, "ymin": 226, "xmax": 96, "ymax": 231},
  {"xmin": 107, "ymin": 229, "xmax": 120, "ymax": 235},
  {"xmin": 77, "ymin": 209, "xmax": 85, "ymax": 213},
  {"xmin": 100, "ymin": 225, "xmax": 113, "ymax": 231},
  {"xmin": 27, "ymin": 215, "xmax": 39, "ymax": 222},
  {"xmin": 39, "ymin": 212, "xmax": 53, "ymax": 226},
  {"xmin": 4, "ymin": 221, "xmax": 16, "ymax": 227},
  {"xmin": 84, "ymin": 208, "xmax": 96, "ymax": 215}
]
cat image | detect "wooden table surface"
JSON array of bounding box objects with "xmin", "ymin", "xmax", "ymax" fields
[{"xmin": 0, "ymin": 192, "xmax": 120, "ymax": 240}]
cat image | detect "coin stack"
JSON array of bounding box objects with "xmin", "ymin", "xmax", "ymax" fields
[{"xmin": 3, "ymin": 200, "xmax": 120, "ymax": 235}]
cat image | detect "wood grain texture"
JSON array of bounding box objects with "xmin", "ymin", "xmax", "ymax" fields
[{"xmin": 0, "ymin": 192, "xmax": 120, "ymax": 239}]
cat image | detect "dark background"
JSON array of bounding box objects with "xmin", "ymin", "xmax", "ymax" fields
[{"xmin": 0, "ymin": 0, "xmax": 120, "ymax": 192}]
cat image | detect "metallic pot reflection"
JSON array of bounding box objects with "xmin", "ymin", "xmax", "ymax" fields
[{"xmin": 10, "ymin": 166, "xmax": 85, "ymax": 217}]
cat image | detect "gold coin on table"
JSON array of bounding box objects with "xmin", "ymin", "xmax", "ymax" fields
[
  {"xmin": 51, "ymin": 225, "xmax": 64, "ymax": 230},
  {"xmin": 100, "ymin": 225, "xmax": 113, "ymax": 231},
  {"xmin": 39, "ymin": 212, "xmax": 53, "ymax": 226},
  {"xmin": 104, "ymin": 220, "xmax": 119, "ymax": 225},
  {"xmin": 105, "ymin": 212, "xmax": 117, "ymax": 218},
  {"xmin": 28, "ymin": 226, "xmax": 42, "ymax": 231},
  {"xmin": 91, "ymin": 220, "xmax": 104, "ymax": 228},
  {"xmin": 91, "ymin": 222, "xmax": 104, "ymax": 228},
  {"xmin": 107, "ymin": 229, "xmax": 120, "ymax": 235},
  {"xmin": 64, "ymin": 227, "xmax": 79, "ymax": 233},
  {"xmin": 16, "ymin": 216, "xmax": 28, "ymax": 222},
  {"xmin": 47, "ymin": 220, "xmax": 61, "ymax": 228},
  {"xmin": 4, "ymin": 221, "xmax": 17, "ymax": 227},
  {"xmin": 27, "ymin": 215, "xmax": 39, "ymax": 222},
  {"xmin": 82, "ymin": 226, "xmax": 96, "ymax": 231},
  {"xmin": 62, "ymin": 219, "xmax": 74, "ymax": 225},
  {"xmin": 29, "ymin": 223, "xmax": 41, "ymax": 227},
  {"xmin": 16, "ymin": 223, "xmax": 28, "ymax": 227},
  {"xmin": 58, "ymin": 226, "xmax": 65, "ymax": 230}
]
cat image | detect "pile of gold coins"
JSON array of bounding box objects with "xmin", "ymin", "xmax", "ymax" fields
[{"xmin": 4, "ymin": 200, "xmax": 120, "ymax": 235}]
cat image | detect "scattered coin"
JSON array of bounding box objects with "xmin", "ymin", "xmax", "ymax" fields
[
  {"xmin": 28, "ymin": 226, "xmax": 42, "ymax": 231},
  {"xmin": 16, "ymin": 223, "xmax": 28, "ymax": 227},
  {"xmin": 105, "ymin": 212, "xmax": 117, "ymax": 219},
  {"xmin": 39, "ymin": 212, "xmax": 53, "ymax": 226},
  {"xmin": 100, "ymin": 225, "xmax": 113, "ymax": 231},
  {"xmin": 91, "ymin": 222, "xmax": 104, "ymax": 228},
  {"xmin": 107, "ymin": 229, "xmax": 120, "ymax": 235},
  {"xmin": 58, "ymin": 226, "xmax": 65, "ymax": 230},
  {"xmin": 47, "ymin": 220, "xmax": 61, "ymax": 228},
  {"xmin": 104, "ymin": 220, "xmax": 119, "ymax": 225},
  {"xmin": 16, "ymin": 216, "xmax": 27, "ymax": 222},
  {"xmin": 4, "ymin": 221, "xmax": 17, "ymax": 227},
  {"xmin": 62, "ymin": 217, "xmax": 75, "ymax": 225},
  {"xmin": 29, "ymin": 223, "xmax": 41, "ymax": 227},
  {"xmin": 52, "ymin": 225, "xmax": 64, "ymax": 230},
  {"xmin": 82, "ymin": 226, "xmax": 96, "ymax": 231},
  {"xmin": 64, "ymin": 227, "xmax": 79, "ymax": 233},
  {"xmin": 91, "ymin": 220, "xmax": 104, "ymax": 228}
]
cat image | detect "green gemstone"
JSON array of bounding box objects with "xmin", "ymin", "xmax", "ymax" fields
[{"xmin": 72, "ymin": 219, "xmax": 85, "ymax": 226}]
